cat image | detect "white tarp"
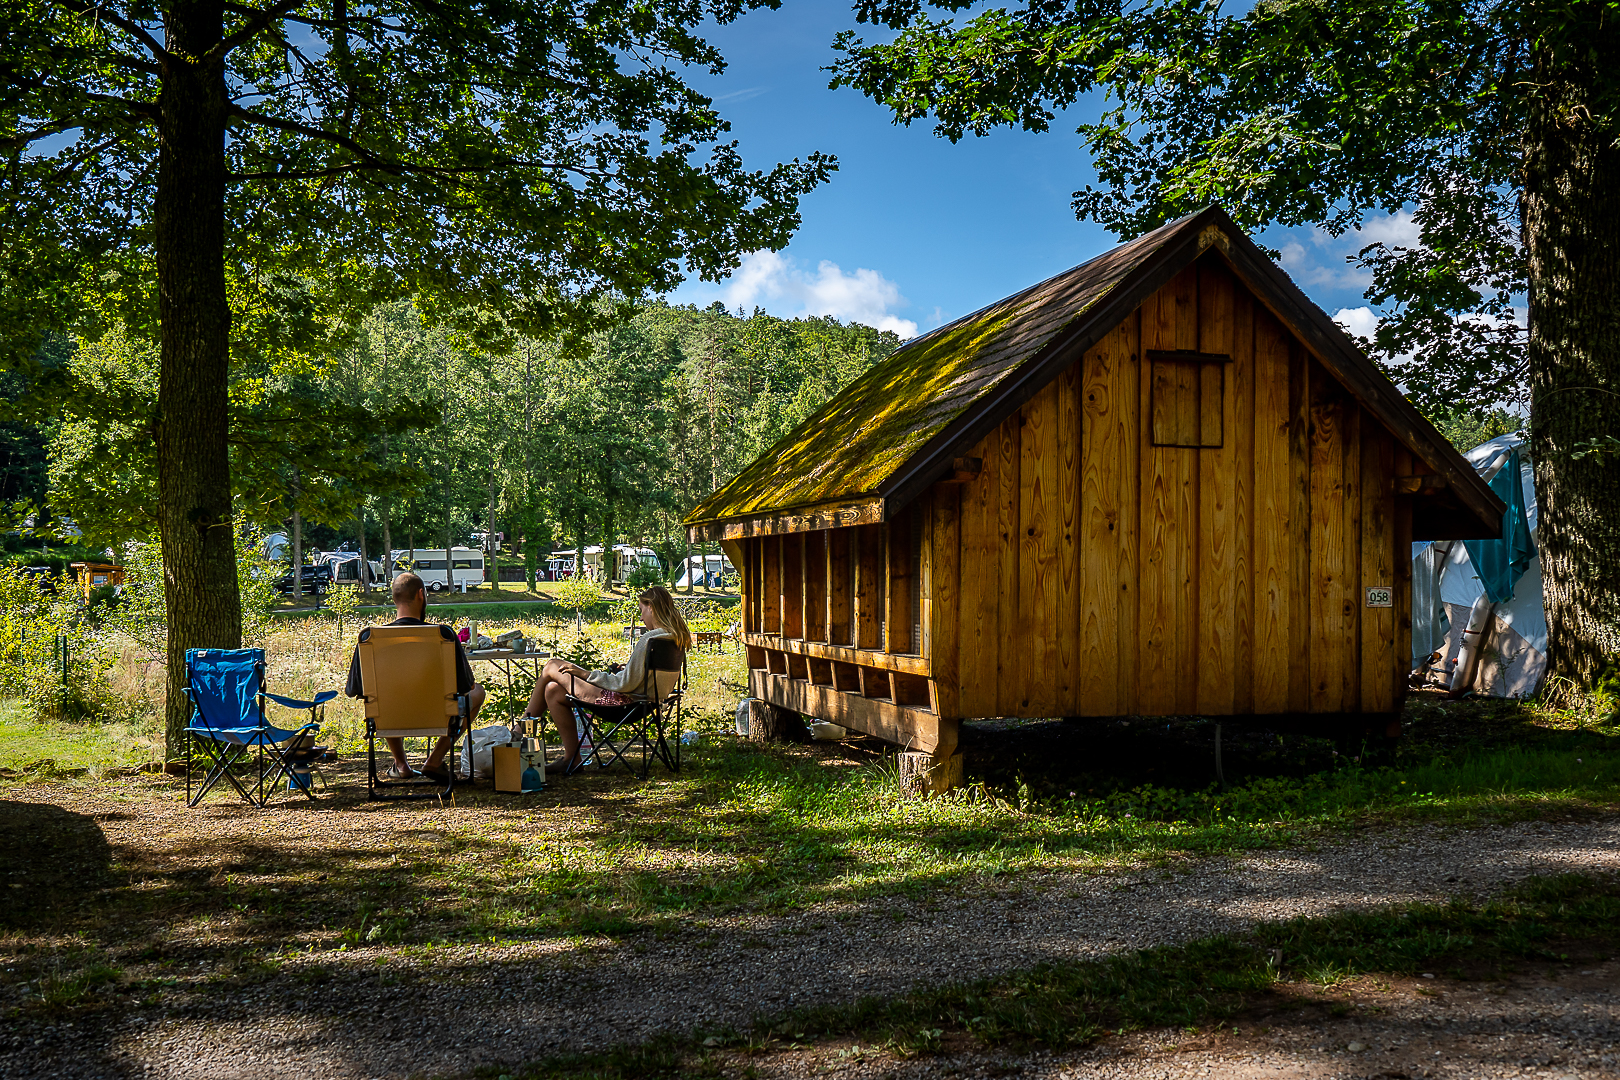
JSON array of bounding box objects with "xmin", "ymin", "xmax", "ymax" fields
[{"xmin": 1411, "ymin": 433, "xmax": 1547, "ymax": 698}]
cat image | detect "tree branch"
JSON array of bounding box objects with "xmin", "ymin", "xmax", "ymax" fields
[
  {"xmin": 215, "ymin": 0, "xmax": 316, "ymax": 59},
  {"xmin": 53, "ymin": 0, "xmax": 171, "ymax": 63},
  {"xmin": 228, "ymin": 105, "xmax": 579, "ymax": 179}
]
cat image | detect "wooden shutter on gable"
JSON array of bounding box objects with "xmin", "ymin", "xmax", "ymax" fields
[{"xmin": 1148, "ymin": 350, "xmax": 1232, "ymax": 448}]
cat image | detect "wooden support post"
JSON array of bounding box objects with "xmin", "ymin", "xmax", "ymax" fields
[
  {"xmin": 748, "ymin": 699, "xmax": 807, "ymax": 743},
  {"xmin": 897, "ymin": 750, "xmax": 964, "ymax": 798}
]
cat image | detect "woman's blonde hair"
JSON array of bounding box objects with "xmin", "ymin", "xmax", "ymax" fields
[{"xmin": 639, "ymin": 585, "xmax": 693, "ymax": 651}]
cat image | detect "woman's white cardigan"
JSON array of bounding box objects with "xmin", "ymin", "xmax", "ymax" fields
[{"xmin": 586, "ymin": 627, "xmax": 677, "ymax": 697}]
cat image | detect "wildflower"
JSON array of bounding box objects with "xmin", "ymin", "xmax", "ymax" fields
[{"xmin": 1069, "ymin": 791, "xmax": 1076, "ymax": 797}]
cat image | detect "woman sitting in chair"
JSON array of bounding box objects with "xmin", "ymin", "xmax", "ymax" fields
[{"xmin": 522, "ymin": 585, "xmax": 692, "ymax": 775}]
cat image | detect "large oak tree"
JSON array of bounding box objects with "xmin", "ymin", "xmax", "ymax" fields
[
  {"xmin": 2, "ymin": 0, "xmax": 831, "ymax": 750},
  {"xmin": 832, "ymin": 0, "xmax": 1619, "ymax": 691}
]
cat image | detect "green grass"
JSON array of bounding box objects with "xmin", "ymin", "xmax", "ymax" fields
[
  {"xmin": 413, "ymin": 733, "xmax": 1620, "ymax": 943},
  {"xmin": 0, "ymin": 698, "xmax": 156, "ymax": 779}
]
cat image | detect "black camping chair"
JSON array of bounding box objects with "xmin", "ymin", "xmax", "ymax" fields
[{"xmin": 565, "ymin": 636, "xmax": 685, "ymax": 779}]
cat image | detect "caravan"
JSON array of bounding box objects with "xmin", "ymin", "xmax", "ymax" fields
[
  {"xmin": 396, "ymin": 548, "xmax": 486, "ymax": 592},
  {"xmin": 553, "ymin": 545, "xmax": 662, "ymax": 584}
]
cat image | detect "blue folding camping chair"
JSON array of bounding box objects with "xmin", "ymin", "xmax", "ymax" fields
[{"xmin": 184, "ymin": 648, "xmax": 337, "ymax": 808}]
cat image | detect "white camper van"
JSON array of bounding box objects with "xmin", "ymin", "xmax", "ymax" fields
[{"xmin": 397, "ymin": 547, "xmax": 486, "ymax": 592}]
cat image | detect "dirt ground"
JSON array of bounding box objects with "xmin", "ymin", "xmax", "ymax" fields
[{"xmin": 0, "ymin": 760, "xmax": 1615, "ymax": 1080}]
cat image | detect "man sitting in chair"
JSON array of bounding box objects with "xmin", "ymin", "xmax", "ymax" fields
[{"xmin": 344, "ymin": 572, "xmax": 486, "ymax": 783}]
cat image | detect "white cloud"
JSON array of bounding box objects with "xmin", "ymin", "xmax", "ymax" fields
[
  {"xmin": 722, "ymin": 250, "xmax": 919, "ymax": 338},
  {"xmin": 1353, "ymin": 209, "xmax": 1421, "ymax": 249},
  {"xmin": 1332, "ymin": 305, "xmax": 1380, "ymax": 342},
  {"xmin": 1273, "ymin": 210, "xmax": 1424, "ymax": 293}
]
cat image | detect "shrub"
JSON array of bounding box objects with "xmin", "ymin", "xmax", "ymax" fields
[
  {"xmin": 0, "ymin": 565, "xmax": 115, "ymax": 722},
  {"xmin": 625, "ymin": 562, "xmax": 662, "ymax": 590},
  {"xmin": 551, "ymin": 577, "xmax": 606, "ymax": 629}
]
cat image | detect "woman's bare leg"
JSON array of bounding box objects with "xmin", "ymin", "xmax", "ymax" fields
[{"xmin": 524, "ymin": 658, "xmax": 588, "ymax": 716}]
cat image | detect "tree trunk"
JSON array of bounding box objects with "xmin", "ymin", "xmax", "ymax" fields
[
  {"xmin": 157, "ymin": 3, "xmax": 239, "ymax": 758},
  {"xmin": 356, "ymin": 505, "xmax": 368, "ymax": 592},
  {"xmin": 488, "ymin": 471, "xmax": 501, "ymax": 592},
  {"xmin": 381, "ymin": 504, "xmax": 392, "ymax": 589},
  {"xmin": 290, "ymin": 468, "xmax": 303, "ymax": 603},
  {"xmin": 1525, "ymin": 41, "xmax": 1620, "ymax": 694}
]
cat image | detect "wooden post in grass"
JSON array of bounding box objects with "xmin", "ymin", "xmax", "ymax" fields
[
  {"xmin": 748, "ymin": 700, "xmax": 808, "ymax": 743},
  {"xmin": 897, "ymin": 750, "xmax": 964, "ymax": 798}
]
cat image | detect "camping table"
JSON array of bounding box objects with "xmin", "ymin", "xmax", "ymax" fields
[{"xmin": 466, "ymin": 648, "xmax": 551, "ymax": 705}]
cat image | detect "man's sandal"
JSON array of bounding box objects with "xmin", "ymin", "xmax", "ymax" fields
[{"xmin": 383, "ymin": 764, "xmax": 419, "ymax": 781}]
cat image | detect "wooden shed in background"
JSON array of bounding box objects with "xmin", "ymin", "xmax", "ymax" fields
[{"xmin": 686, "ymin": 208, "xmax": 1504, "ymax": 775}]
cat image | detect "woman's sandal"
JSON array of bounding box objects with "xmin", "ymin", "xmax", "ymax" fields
[{"xmin": 545, "ymin": 754, "xmax": 585, "ymax": 777}]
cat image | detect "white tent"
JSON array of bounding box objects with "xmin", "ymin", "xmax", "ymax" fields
[
  {"xmin": 1411, "ymin": 433, "xmax": 1545, "ymax": 698},
  {"xmin": 673, "ymin": 552, "xmax": 734, "ymax": 588}
]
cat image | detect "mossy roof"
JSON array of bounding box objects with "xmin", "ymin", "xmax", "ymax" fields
[
  {"xmin": 687, "ymin": 213, "xmax": 1202, "ymax": 526},
  {"xmin": 686, "ymin": 206, "xmax": 1505, "ymax": 538}
]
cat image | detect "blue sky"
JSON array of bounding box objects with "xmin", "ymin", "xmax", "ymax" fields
[{"xmin": 664, "ymin": 0, "xmax": 1410, "ymax": 340}]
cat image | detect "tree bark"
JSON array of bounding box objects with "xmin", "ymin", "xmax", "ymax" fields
[
  {"xmin": 157, "ymin": 2, "xmax": 239, "ymax": 757},
  {"xmin": 488, "ymin": 470, "xmax": 501, "ymax": 592},
  {"xmin": 381, "ymin": 504, "xmax": 392, "ymax": 589},
  {"xmin": 1525, "ymin": 39, "xmax": 1620, "ymax": 694},
  {"xmin": 356, "ymin": 504, "xmax": 368, "ymax": 592}
]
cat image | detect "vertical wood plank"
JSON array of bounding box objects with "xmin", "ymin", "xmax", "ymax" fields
[
  {"xmin": 1393, "ymin": 446, "xmax": 1414, "ymax": 716},
  {"xmin": 1251, "ymin": 312, "xmax": 1292, "ymax": 712},
  {"xmin": 1308, "ymin": 362, "xmax": 1345, "ymax": 713},
  {"xmin": 741, "ymin": 537, "xmax": 757, "ymax": 633},
  {"xmin": 1287, "ymin": 342, "xmax": 1312, "ymax": 713},
  {"xmin": 929, "ymin": 485, "xmax": 961, "ymax": 718},
  {"xmin": 781, "ymin": 533, "xmax": 804, "ymax": 639},
  {"xmin": 1118, "ymin": 310, "xmax": 1141, "ymax": 715},
  {"xmin": 1231, "ymin": 280, "xmax": 1255, "ymax": 714},
  {"xmin": 1360, "ymin": 423, "xmax": 1396, "ymax": 713},
  {"xmin": 762, "ymin": 536, "xmax": 781, "ymax": 635},
  {"xmin": 1197, "ymin": 257, "xmax": 1235, "ymax": 715},
  {"xmin": 1080, "ymin": 320, "xmax": 1142, "ymax": 714},
  {"xmin": 1080, "ymin": 327, "xmax": 1122, "ymax": 714},
  {"xmin": 885, "ymin": 507, "xmax": 913, "ymax": 654},
  {"xmin": 1056, "ymin": 360, "xmax": 1081, "ymax": 714},
  {"xmin": 1138, "ymin": 267, "xmax": 1198, "ymax": 714},
  {"xmin": 855, "ymin": 523, "xmax": 884, "ymax": 650},
  {"xmin": 803, "ymin": 530, "xmax": 827, "ymax": 642},
  {"xmin": 995, "ymin": 411, "xmax": 1023, "ymax": 716},
  {"xmin": 1341, "ymin": 403, "xmax": 1363, "ymax": 712},
  {"xmin": 1018, "ymin": 382, "xmax": 1060, "ymax": 714},
  {"xmin": 957, "ymin": 431, "xmax": 1000, "ymax": 717},
  {"xmin": 828, "ymin": 528, "xmax": 852, "ymax": 645}
]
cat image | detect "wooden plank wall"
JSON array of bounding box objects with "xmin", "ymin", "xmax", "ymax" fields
[
  {"xmin": 734, "ymin": 249, "xmax": 1410, "ymax": 728},
  {"xmin": 930, "ymin": 250, "xmax": 1407, "ymax": 719}
]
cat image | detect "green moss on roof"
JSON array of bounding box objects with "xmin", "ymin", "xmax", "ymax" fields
[
  {"xmin": 688, "ymin": 302, "xmax": 1027, "ymax": 523},
  {"xmin": 686, "ymin": 214, "xmax": 1190, "ymax": 526}
]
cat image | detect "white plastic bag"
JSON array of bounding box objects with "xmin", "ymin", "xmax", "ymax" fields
[{"xmin": 460, "ymin": 724, "xmax": 514, "ymax": 780}]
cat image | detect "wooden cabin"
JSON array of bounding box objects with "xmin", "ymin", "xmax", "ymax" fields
[{"xmin": 685, "ymin": 208, "xmax": 1504, "ymax": 775}]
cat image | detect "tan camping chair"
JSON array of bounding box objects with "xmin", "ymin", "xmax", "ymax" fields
[{"xmin": 355, "ymin": 624, "xmax": 470, "ymax": 800}]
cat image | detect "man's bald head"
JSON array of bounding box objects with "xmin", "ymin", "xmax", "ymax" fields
[{"xmin": 391, "ymin": 572, "xmax": 425, "ymax": 607}]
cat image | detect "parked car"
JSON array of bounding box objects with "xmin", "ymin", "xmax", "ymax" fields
[
  {"xmin": 275, "ymin": 564, "xmax": 334, "ymax": 596},
  {"xmin": 21, "ymin": 566, "xmax": 58, "ymax": 594}
]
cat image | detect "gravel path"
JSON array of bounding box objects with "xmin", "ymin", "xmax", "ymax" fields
[{"xmin": 4, "ymin": 807, "xmax": 1616, "ymax": 1080}]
